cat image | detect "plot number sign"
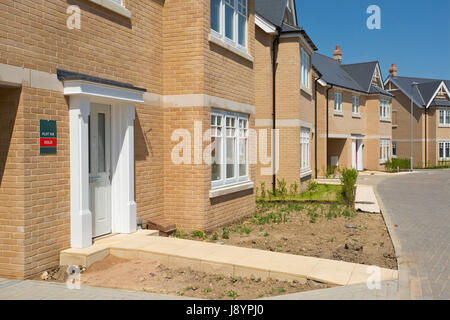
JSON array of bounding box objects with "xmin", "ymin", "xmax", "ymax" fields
[{"xmin": 40, "ymin": 120, "xmax": 57, "ymax": 154}]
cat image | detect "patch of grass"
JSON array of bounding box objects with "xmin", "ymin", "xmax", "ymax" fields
[
  {"xmin": 191, "ymin": 230, "xmax": 206, "ymax": 240},
  {"xmin": 226, "ymin": 290, "xmax": 239, "ymax": 299},
  {"xmin": 174, "ymin": 228, "xmax": 187, "ymax": 239},
  {"xmin": 222, "ymin": 228, "xmax": 230, "ymax": 239},
  {"xmin": 211, "ymin": 232, "xmax": 218, "ymax": 241}
]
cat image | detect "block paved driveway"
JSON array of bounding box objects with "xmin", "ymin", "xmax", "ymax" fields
[{"xmin": 359, "ymin": 170, "xmax": 449, "ymax": 300}]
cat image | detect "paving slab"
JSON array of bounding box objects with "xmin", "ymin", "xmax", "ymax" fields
[
  {"xmin": 355, "ymin": 185, "xmax": 381, "ymax": 213},
  {"xmin": 60, "ymin": 231, "xmax": 398, "ymax": 287}
]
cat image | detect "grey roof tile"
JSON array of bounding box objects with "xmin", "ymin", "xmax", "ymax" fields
[
  {"xmin": 255, "ymin": 0, "xmax": 287, "ymax": 27},
  {"xmin": 387, "ymin": 76, "xmax": 450, "ymax": 107},
  {"xmin": 312, "ymin": 53, "xmax": 390, "ymax": 96}
]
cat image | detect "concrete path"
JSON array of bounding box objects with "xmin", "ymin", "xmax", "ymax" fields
[
  {"xmin": 358, "ymin": 170, "xmax": 450, "ymax": 300},
  {"xmin": 0, "ymin": 278, "xmax": 188, "ymax": 300},
  {"xmin": 61, "ymin": 231, "xmax": 397, "ymax": 287},
  {"xmin": 355, "ymin": 185, "xmax": 380, "ymax": 213}
]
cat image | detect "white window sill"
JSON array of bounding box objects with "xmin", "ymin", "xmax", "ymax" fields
[
  {"xmin": 88, "ymin": 0, "xmax": 131, "ymax": 18},
  {"xmin": 392, "ymin": 125, "xmax": 398, "ymax": 128},
  {"xmin": 334, "ymin": 111, "xmax": 344, "ymax": 117},
  {"xmin": 209, "ymin": 181, "xmax": 254, "ymax": 198},
  {"xmin": 352, "ymin": 113, "xmax": 361, "ymax": 118},
  {"xmin": 301, "ymin": 86, "xmax": 312, "ymax": 97},
  {"xmin": 300, "ymin": 170, "xmax": 312, "ymax": 178},
  {"xmin": 380, "ymin": 119, "xmax": 391, "ymax": 123},
  {"xmin": 208, "ymin": 33, "xmax": 254, "ymax": 63},
  {"xmin": 438, "ymin": 125, "xmax": 450, "ymax": 128}
]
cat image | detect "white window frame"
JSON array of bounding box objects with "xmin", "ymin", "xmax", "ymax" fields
[
  {"xmin": 300, "ymin": 128, "xmax": 310, "ymax": 172},
  {"xmin": 352, "ymin": 95, "xmax": 360, "ymax": 115},
  {"xmin": 439, "ymin": 141, "xmax": 450, "ymax": 161},
  {"xmin": 210, "ymin": 0, "xmax": 248, "ymax": 52},
  {"xmin": 301, "ymin": 48, "xmax": 310, "ymax": 90},
  {"xmin": 211, "ymin": 110, "xmax": 249, "ymax": 189},
  {"xmin": 334, "ymin": 92, "xmax": 342, "ymax": 112},
  {"xmin": 380, "ymin": 99, "xmax": 390, "ymax": 120},
  {"xmin": 392, "ymin": 141, "xmax": 397, "ymax": 158},
  {"xmin": 439, "ymin": 109, "xmax": 450, "ymax": 127},
  {"xmin": 380, "ymin": 139, "xmax": 390, "ymax": 163},
  {"xmin": 109, "ymin": 0, "xmax": 124, "ymax": 6}
]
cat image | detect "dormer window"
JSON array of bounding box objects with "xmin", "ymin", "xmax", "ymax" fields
[{"xmin": 210, "ymin": 0, "xmax": 248, "ymax": 50}]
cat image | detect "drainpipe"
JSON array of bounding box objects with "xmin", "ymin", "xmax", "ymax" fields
[
  {"xmin": 425, "ymin": 108, "xmax": 428, "ymax": 167},
  {"xmin": 314, "ymin": 77, "xmax": 321, "ymax": 178},
  {"xmin": 325, "ymin": 85, "xmax": 334, "ymax": 170},
  {"xmin": 272, "ymin": 33, "xmax": 280, "ymax": 192},
  {"xmin": 410, "ymin": 82, "xmax": 419, "ymax": 171}
]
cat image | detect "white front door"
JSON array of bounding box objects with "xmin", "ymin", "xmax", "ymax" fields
[
  {"xmin": 89, "ymin": 104, "xmax": 112, "ymax": 238},
  {"xmin": 352, "ymin": 139, "xmax": 363, "ymax": 171},
  {"xmin": 357, "ymin": 140, "xmax": 363, "ymax": 171}
]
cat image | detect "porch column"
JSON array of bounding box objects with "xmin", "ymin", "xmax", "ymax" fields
[
  {"xmin": 69, "ymin": 96, "xmax": 92, "ymax": 248},
  {"xmin": 124, "ymin": 104, "xmax": 137, "ymax": 233},
  {"xmin": 111, "ymin": 104, "xmax": 137, "ymax": 234}
]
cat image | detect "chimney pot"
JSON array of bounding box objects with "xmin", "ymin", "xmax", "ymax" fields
[
  {"xmin": 333, "ymin": 45, "xmax": 342, "ymax": 62},
  {"xmin": 389, "ymin": 64, "xmax": 398, "ymax": 77}
]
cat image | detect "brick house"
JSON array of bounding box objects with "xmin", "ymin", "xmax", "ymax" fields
[
  {"xmin": 313, "ymin": 47, "xmax": 394, "ymax": 174},
  {"xmin": 254, "ymin": 0, "xmax": 318, "ymax": 192},
  {"xmin": 384, "ymin": 66, "xmax": 450, "ymax": 167},
  {"xmin": 0, "ymin": 0, "xmax": 257, "ymax": 279}
]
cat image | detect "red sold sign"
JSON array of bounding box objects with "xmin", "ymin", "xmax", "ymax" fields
[{"xmin": 40, "ymin": 138, "xmax": 57, "ymax": 147}]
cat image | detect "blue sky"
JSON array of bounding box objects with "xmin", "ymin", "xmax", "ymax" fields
[{"xmin": 295, "ymin": 0, "xmax": 450, "ymax": 80}]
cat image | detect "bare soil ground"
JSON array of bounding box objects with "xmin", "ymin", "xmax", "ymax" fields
[
  {"xmin": 42, "ymin": 256, "xmax": 330, "ymax": 300},
  {"xmin": 177, "ymin": 202, "xmax": 397, "ymax": 270}
]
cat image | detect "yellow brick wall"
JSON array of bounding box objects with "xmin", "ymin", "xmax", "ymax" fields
[
  {"xmin": 204, "ymin": 0, "xmax": 256, "ymax": 105},
  {"xmin": 0, "ymin": 87, "xmax": 25, "ymax": 279},
  {"xmin": 390, "ymin": 83, "xmax": 426, "ymax": 166},
  {"xmin": 1, "ymin": 0, "xmax": 258, "ymax": 278},
  {"xmin": 316, "ymin": 85, "xmax": 393, "ymax": 172}
]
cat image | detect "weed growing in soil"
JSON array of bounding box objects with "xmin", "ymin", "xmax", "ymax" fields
[
  {"xmin": 191, "ymin": 230, "xmax": 206, "ymax": 240},
  {"xmin": 222, "ymin": 228, "xmax": 230, "ymax": 239}
]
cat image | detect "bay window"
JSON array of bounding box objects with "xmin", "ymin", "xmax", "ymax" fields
[
  {"xmin": 210, "ymin": 0, "xmax": 248, "ymax": 49},
  {"xmin": 439, "ymin": 142, "xmax": 450, "ymax": 160},
  {"xmin": 380, "ymin": 99, "xmax": 390, "ymax": 120},
  {"xmin": 439, "ymin": 109, "xmax": 450, "ymax": 126},
  {"xmin": 211, "ymin": 110, "xmax": 249, "ymax": 188},
  {"xmin": 300, "ymin": 128, "xmax": 310, "ymax": 172},
  {"xmin": 380, "ymin": 139, "xmax": 390, "ymax": 163}
]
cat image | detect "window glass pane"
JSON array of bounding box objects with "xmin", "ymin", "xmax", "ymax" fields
[
  {"xmin": 211, "ymin": 115, "xmax": 222, "ymax": 181},
  {"xmin": 210, "ymin": 0, "xmax": 221, "ymax": 32},
  {"xmin": 238, "ymin": 14, "xmax": 245, "ymax": 46},
  {"xmin": 439, "ymin": 110, "xmax": 444, "ymax": 124},
  {"xmin": 98, "ymin": 113, "xmax": 106, "ymax": 173},
  {"xmin": 225, "ymin": 2, "xmax": 234, "ymax": 40},
  {"xmin": 446, "ymin": 110, "xmax": 450, "ymax": 125},
  {"xmin": 226, "ymin": 117, "xmax": 236, "ymax": 179},
  {"xmin": 239, "ymin": 119, "xmax": 248, "ymax": 176},
  {"xmin": 446, "ymin": 143, "xmax": 450, "ymax": 158},
  {"xmin": 439, "ymin": 143, "xmax": 444, "ymax": 158}
]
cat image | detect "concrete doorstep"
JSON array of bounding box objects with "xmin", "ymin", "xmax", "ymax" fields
[{"xmin": 60, "ymin": 230, "xmax": 398, "ymax": 287}]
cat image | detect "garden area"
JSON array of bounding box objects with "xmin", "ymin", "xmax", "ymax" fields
[{"xmin": 175, "ymin": 169, "xmax": 397, "ymax": 270}]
